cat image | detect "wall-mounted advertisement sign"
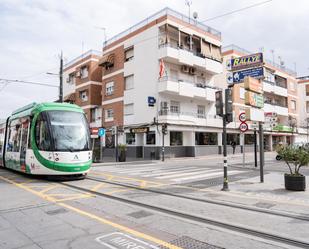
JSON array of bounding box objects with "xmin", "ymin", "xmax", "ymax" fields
[
  {"xmin": 244, "ymin": 76, "xmax": 263, "ymax": 94},
  {"xmin": 245, "ymin": 91, "xmax": 264, "ymax": 108},
  {"xmin": 130, "ymin": 127, "xmax": 149, "ymax": 133},
  {"xmin": 226, "ymin": 53, "xmax": 263, "ymax": 71},
  {"xmin": 227, "ymin": 67, "xmax": 264, "ymax": 85}
]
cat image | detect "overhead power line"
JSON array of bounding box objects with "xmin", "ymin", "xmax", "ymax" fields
[{"xmin": 0, "ymin": 78, "xmax": 59, "ymax": 88}]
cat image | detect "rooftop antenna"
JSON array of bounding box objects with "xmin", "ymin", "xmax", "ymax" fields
[
  {"xmin": 270, "ymin": 49, "xmax": 275, "ymax": 65},
  {"xmin": 193, "ymin": 11, "xmax": 198, "ymax": 25},
  {"xmin": 185, "ymin": 0, "xmax": 193, "ymax": 24}
]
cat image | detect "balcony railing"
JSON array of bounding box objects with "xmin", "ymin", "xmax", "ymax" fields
[
  {"xmin": 263, "ymin": 79, "xmax": 287, "ymax": 89},
  {"xmin": 159, "ymin": 42, "xmax": 222, "ymax": 63},
  {"xmin": 104, "ymin": 8, "xmax": 221, "ymax": 47},
  {"xmin": 158, "ymin": 110, "xmax": 221, "ymax": 119},
  {"xmin": 264, "ymin": 101, "xmax": 288, "ymax": 108},
  {"xmin": 64, "ymin": 50, "xmax": 102, "ymax": 68},
  {"xmin": 159, "ymin": 76, "xmax": 220, "ymax": 90}
]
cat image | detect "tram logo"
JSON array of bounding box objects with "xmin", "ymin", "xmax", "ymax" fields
[{"xmin": 73, "ymin": 155, "xmax": 79, "ymax": 161}]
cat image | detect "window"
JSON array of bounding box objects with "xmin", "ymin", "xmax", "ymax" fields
[
  {"xmin": 126, "ymin": 133, "xmax": 135, "ymax": 145},
  {"xmin": 245, "ymin": 134, "xmax": 255, "ymax": 145},
  {"xmin": 197, "ymin": 105, "xmax": 205, "ymax": 118},
  {"xmin": 90, "ymin": 108, "xmax": 96, "ymax": 122},
  {"xmin": 35, "ymin": 114, "xmax": 52, "ymax": 151},
  {"xmin": 125, "ymin": 47, "xmax": 134, "ymax": 61},
  {"xmin": 125, "ymin": 75, "xmax": 134, "ymax": 90},
  {"xmin": 307, "ymin": 102, "xmax": 309, "ymax": 113},
  {"xmin": 306, "ymin": 85, "xmax": 309, "ymax": 96},
  {"xmin": 170, "ymin": 131, "xmax": 183, "ymax": 146},
  {"xmin": 79, "ymin": 90, "xmax": 88, "ymax": 102},
  {"xmin": 146, "ymin": 131, "xmax": 156, "ymax": 145},
  {"xmin": 170, "ymin": 101, "xmax": 180, "ymax": 114},
  {"xmin": 124, "ymin": 103, "xmax": 134, "ymax": 116},
  {"xmin": 195, "ymin": 132, "xmax": 217, "ymax": 145},
  {"xmin": 80, "ymin": 66, "xmax": 88, "ymax": 78},
  {"xmin": 291, "ymin": 100, "xmax": 296, "ymax": 110},
  {"xmin": 227, "ymin": 133, "xmax": 240, "ymax": 145},
  {"xmin": 106, "ymin": 81, "xmax": 114, "ymax": 96},
  {"xmin": 105, "ymin": 109, "xmax": 114, "ymax": 121},
  {"xmin": 7, "ymin": 120, "xmax": 22, "ymax": 152},
  {"xmin": 240, "ymin": 87, "xmax": 245, "ymax": 99},
  {"xmin": 67, "ymin": 73, "xmax": 75, "ymax": 84}
]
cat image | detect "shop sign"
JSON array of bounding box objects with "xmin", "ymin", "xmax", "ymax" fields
[
  {"xmin": 244, "ymin": 76, "xmax": 263, "ymax": 94},
  {"xmin": 273, "ymin": 124, "xmax": 293, "ymax": 132},
  {"xmin": 130, "ymin": 127, "xmax": 149, "ymax": 133},
  {"xmin": 226, "ymin": 53, "xmax": 263, "ymax": 71},
  {"xmin": 227, "ymin": 67, "xmax": 264, "ymax": 85},
  {"xmin": 245, "ymin": 91, "xmax": 264, "ymax": 108}
]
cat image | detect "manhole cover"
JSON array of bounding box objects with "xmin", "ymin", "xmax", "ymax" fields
[
  {"xmin": 46, "ymin": 208, "xmax": 68, "ymax": 215},
  {"xmin": 159, "ymin": 236, "xmax": 224, "ymax": 249},
  {"xmin": 254, "ymin": 202, "xmax": 276, "ymax": 209},
  {"xmin": 127, "ymin": 210, "xmax": 153, "ymax": 219}
]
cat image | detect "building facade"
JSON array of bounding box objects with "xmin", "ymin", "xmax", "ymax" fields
[{"xmin": 63, "ymin": 8, "xmax": 307, "ymax": 160}]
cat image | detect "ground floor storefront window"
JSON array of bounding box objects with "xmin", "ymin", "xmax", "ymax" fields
[
  {"xmin": 227, "ymin": 133, "xmax": 240, "ymax": 145},
  {"xmin": 146, "ymin": 131, "xmax": 156, "ymax": 145},
  {"xmin": 126, "ymin": 133, "xmax": 135, "ymax": 145},
  {"xmin": 170, "ymin": 131, "xmax": 183, "ymax": 146},
  {"xmin": 195, "ymin": 132, "xmax": 217, "ymax": 145},
  {"xmin": 245, "ymin": 134, "xmax": 255, "ymax": 145}
]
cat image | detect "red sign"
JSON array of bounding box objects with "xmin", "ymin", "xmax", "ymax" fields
[
  {"xmin": 91, "ymin": 128, "xmax": 99, "ymax": 135},
  {"xmin": 239, "ymin": 122, "xmax": 248, "ymax": 132},
  {"xmin": 239, "ymin": 112, "xmax": 246, "ymax": 122}
]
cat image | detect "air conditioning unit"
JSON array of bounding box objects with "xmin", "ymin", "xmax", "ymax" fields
[
  {"xmin": 189, "ymin": 67, "xmax": 196, "ymax": 75},
  {"xmin": 66, "ymin": 78, "xmax": 71, "ymax": 83},
  {"xmin": 76, "ymin": 71, "xmax": 81, "ymax": 78},
  {"xmin": 181, "ymin": 65, "xmax": 189, "ymax": 73}
]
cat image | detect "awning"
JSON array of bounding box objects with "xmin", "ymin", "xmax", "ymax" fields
[
  {"xmin": 64, "ymin": 93, "xmax": 76, "ymax": 103},
  {"xmin": 99, "ymin": 53, "xmax": 115, "ymax": 67}
]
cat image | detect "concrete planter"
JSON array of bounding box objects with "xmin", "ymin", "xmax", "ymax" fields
[{"xmin": 284, "ymin": 174, "xmax": 306, "ymax": 191}]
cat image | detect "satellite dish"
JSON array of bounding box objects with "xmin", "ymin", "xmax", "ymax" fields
[{"xmin": 193, "ymin": 11, "xmax": 198, "ymax": 19}]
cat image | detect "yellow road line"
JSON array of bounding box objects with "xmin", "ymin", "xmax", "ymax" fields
[
  {"xmin": 91, "ymin": 182, "xmax": 106, "ymax": 191},
  {"xmin": 0, "ymin": 175, "xmax": 182, "ymax": 249},
  {"xmin": 104, "ymin": 189, "xmax": 129, "ymax": 195},
  {"xmin": 52, "ymin": 194, "xmax": 94, "ymax": 202},
  {"xmin": 39, "ymin": 185, "xmax": 59, "ymax": 194}
]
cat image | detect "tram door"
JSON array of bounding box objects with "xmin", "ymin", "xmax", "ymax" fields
[{"xmin": 20, "ymin": 119, "xmax": 29, "ymax": 172}]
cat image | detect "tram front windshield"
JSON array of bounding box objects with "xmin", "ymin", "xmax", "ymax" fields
[{"xmin": 48, "ymin": 111, "xmax": 90, "ymax": 152}]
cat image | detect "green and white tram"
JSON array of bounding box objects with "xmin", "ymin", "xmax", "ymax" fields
[{"xmin": 0, "ymin": 102, "xmax": 92, "ymax": 176}]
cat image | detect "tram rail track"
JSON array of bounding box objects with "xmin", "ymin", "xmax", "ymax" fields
[
  {"xmin": 85, "ymin": 175, "xmax": 309, "ymax": 222},
  {"xmin": 60, "ymin": 178, "xmax": 309, "ymax": 249}
]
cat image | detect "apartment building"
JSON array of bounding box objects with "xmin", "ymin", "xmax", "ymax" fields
[
  {"xmin": 63, "ymin": 50, "xmax": 103, "ymax": 128},
  {"xmin": 215, "ymin": 45, "xmax": 299, "ymax": 151},
  {"xmin": 98, "ymin": 7, "xmax": 223, "ymax": 158},
  {"xmin": 297, "ymin": 76, "xmax": 309, "ymax": 143}
]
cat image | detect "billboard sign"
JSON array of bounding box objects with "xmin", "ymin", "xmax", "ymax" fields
[
  {"xmin": 244, "ymin": 76, "xmax": 263, "ymax": 94},
  {"xmin": 226, "ymin": 53, "xmax": 263, "ymax": 71},
  {"xmin": 245, "ymin": 91, "xmax": 264, "ymax": 108},
  {"xmin": 130, "ymin": 127, "xmax": 149, "ymax": 133},
  {"xmin": 227, "ymin": 67, "xmax": 264, "ymax": 85}
]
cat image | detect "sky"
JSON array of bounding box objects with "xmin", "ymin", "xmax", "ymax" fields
[{"xmin": 0, "ymin": 0, "xmax": 309, "ymax": 119}]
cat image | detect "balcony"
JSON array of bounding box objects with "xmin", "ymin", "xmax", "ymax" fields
[
  {"xmin": 263, "ymin": 80, "xmax": 288, "ymax": 97},
  {"xmin": 263, "ymin": 103, "xmax": 288, "ymax": 116},
  {"xmin": 158, "ymin": 43, "xmax": 222, "ymax": 75},
  {"xmin": 158, "ymin": 76, "xmax": 217, "ymax": 102},
  {"xmin": 158, "ymin": 110, "xmax": 222, "ymax": 127}
]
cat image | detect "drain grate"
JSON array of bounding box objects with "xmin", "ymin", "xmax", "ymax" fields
[
  {"xmin": 159, "ymin": 236, "xmax": 224, "ymax": 249},
  {"xmin": 127, "ymin": 210, "xmax": 153, "ymax": 219},
  {"xmin": 46, "ymin": 208, "xmax": 68, "ymax": 215}
]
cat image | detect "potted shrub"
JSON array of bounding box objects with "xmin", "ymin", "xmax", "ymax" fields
[
  {"xmin": 118, "ymin": 144, "xmax": 127, "ymax": 162},
  {"xmin": 276, "ymin": 145, "xmax": 309, "ymax": 191}
]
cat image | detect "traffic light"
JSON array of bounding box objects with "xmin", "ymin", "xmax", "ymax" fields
[
  {"xmin": 225, "ymin": 88, "xmax": 233, "ymax": 123},
  {"xmin": 162, "ymin": 123, "xmax": 168, "ymax": 135},
  {"xmin": 215, "ymin": 91, "xmax": 223, "ymax": 117}
]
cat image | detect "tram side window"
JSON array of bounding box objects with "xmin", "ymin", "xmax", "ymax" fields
[
  {"xmin": 7, "ymin": 122, "xmax": 22, "ymax": 152},
  {"xmin": 35, "ymin": 115, "xmax": 51, "ymax": 151}
]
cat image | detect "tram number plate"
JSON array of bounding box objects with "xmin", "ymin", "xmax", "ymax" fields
[{"xmin": 96, "ymin": 232, "xmax": 159, "ymax": 249}]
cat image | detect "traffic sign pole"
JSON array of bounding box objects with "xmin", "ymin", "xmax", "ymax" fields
[{"xmin": 221, "ymin": 115, "xmax": 229, "ymax": 191}]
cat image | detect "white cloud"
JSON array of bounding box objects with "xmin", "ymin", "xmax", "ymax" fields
[{"xmin": 0, "ymin": 0, "xmax": 308, "ymax": 118}]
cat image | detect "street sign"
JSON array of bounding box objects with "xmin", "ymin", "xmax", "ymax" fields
[
  {"xmin": 239, "ymin": 112, "xmax": 246, "ymax": 123},
  {"xmin": 245, "ymin": 91, "xmax": 264, "ymax": 108},
  {"xmin": 227, "ymin": 67, "xmax": 264, "ymax": 85},
  {"xmin": 98, "ymin": 128, "xmax": 106, "ymax": 137},
  {"xmin": 245, "ymin": 108, "xmax": 265, "ymax": 122},
  {"xmin": 239, "ymin": 122, "xmax": 248, "ymax": 132},
  {"xmin": 226, "ymin": 53, "xmax": 263, "ymax": 71}
]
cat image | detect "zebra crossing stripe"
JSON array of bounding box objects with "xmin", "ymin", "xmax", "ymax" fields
[
  {"xmin": 156, "ymin": 169, "xmax": 221, "ymax": 179},
  {"xmin": 140, "ymin": 167, "xmax": 204, "ymax": 177},
  {"xmin": 172, "ymin": 170, "xmax": 243, "ymax": 182}
]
